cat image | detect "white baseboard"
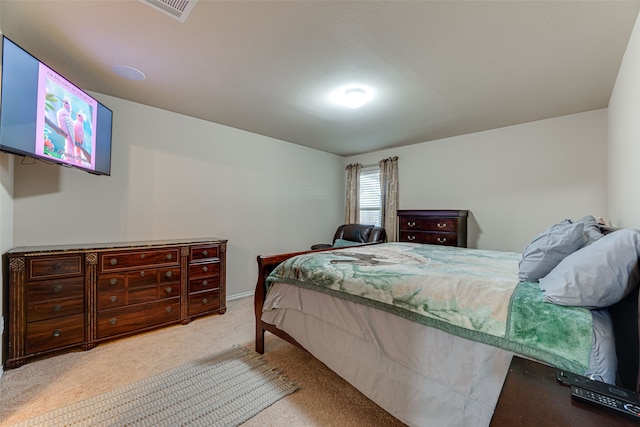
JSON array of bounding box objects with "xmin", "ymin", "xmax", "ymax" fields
[{"xmin": 228, "ymin": 291, "xmax": 254, "ymax": 301}]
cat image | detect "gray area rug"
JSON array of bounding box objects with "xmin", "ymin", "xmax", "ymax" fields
[{"xmin": 11, "ymin": 346, "xmax": 298, "ymax": 427}]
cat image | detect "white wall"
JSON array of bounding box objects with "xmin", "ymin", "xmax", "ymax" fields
[
  {"xmin": 12, "ymin": 94, "xmax": 345, "ymax": 297},
  {"xmin": 347, "ymin": 109, "xmax": 608, "ymax": 252},
  {"xmin": 608, "ymin": 13, "xmax": 640, "ymax": 229}
]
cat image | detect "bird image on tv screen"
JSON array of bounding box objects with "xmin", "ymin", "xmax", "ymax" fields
[{"xmin": 35, "ymin": 63, "xmax": 98, "ymax": 170}]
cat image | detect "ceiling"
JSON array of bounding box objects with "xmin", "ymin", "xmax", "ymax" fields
[{"xmin": 1, "ymin": 1, "xmax": 639, "ymax": 157}]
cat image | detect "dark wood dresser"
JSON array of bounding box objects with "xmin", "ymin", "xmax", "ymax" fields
[
  {"xmin": 397, "ymin": 210, "xmax": 469, "ymax": 247},
  {"xmin": 4, "ymin": 238, "xmax": 226, "ymax": 368}
]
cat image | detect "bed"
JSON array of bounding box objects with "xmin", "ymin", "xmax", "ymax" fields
[{"xmin": 254, "ymin": 223, "xmax": 640, "ymax": 426}]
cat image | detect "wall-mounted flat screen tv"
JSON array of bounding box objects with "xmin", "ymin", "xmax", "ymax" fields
[{"xmin": 0, "ymin": 36, "xmax": 113, "ymax": 175}]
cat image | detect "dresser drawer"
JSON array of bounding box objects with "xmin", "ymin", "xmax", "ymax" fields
[
  {"xmin": 99, "ymin": 248, "xmax": 180, "ymax": 272},
  {"xmin": 26, "ymin": 314, "xmax": 85, "ymax": 354},
  {"xmin": 27, "ymin": 255, "xmax": 83, "ymax": 280},
  {"xmin": 399, "ymin": 231, "xmax": 458, "ymax": 246},
  {"xmin": 190, "ymin": 244, "xmax": 220, "ymax": 261},
  {"xmin": 399, "ymin": 217, "xmax": 457, "ymax": 233},
  {"xmin": 98, "ymin": 274, "xmax": 126, "ymax": 291},
  {"xmin": 189, "ymin": 276, "xmax": 220, "ymax": 293},
  {"xmin": 158, "ymin": 267, "xmax": 181, "ymax": 284},
  {"xmin": 97, "ymin": 298, "xmax": 180, "ymax": 339},
  {"xmin": 97, "ymin": 290, "xmax": 127, "ymax": 310},
  {"xmin": 188, "ymin": 289, "xmax": 221, "ymax": 316},
  {"xmin": 26, "ymin": 277, "xmax": 84, "ymax": 300},
  {"xmin": 189, "ymin": 261, "xmax": 220, "ymax": 280},
  {"xmin": 27, "ymin": 296, "xmax": 84, "ymax": 322}
]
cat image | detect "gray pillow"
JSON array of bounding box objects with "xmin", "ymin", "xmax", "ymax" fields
[
  {"xmin": 518, "ymin": 220, "xmax": 586, "ymax": 283},
  {"xmin": 575, "ymin": 215, "xmax": 604, "ymax": 246},
  {"xmin": 538, "ymin": 228, "xmax": 640, "ymax": 308}
]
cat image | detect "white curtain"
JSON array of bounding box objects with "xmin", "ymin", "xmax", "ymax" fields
[
  {"xmin": 379, "ymin": 156, "xmax": 399, "ymax": 242},
  {"xmin": 345, "ymin": 163, "xmax": 362, "ymax": 224}
]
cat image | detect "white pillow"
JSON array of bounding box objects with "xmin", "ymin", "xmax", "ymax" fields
[
  {"xmin": 539, "ymin": 228, "xmax": 640, "ymax": 308},
  {"xmin": 575, "ymin": 215, "xmax": 604, "ymax": 246},
  {"xmin": 518, "ymin": 220, "xmax": 585, "ymax": 283}
]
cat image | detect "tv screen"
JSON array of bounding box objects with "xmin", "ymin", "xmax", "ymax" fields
[{"xmin": 0, "ymin": 36, "xmax": 113, "ymax": 175}]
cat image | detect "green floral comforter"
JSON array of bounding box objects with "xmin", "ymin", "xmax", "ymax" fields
[{"xmin": 266, "ymin": 242, "xmax": 592, "ymax": 373}]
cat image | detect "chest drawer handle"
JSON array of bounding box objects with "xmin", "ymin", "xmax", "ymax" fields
[
  {"xmin": 166, "ymin": 254, "xmax": 173, "ymax": 260},
  {"xmin": 52, "ymin": 329, "xmax": 61, "ymax": 338},
  {"xmin": 53, "ymin": 262, "xmax": 62, "ymax": 270},
  {"xmin": 110, "ymin": 318, "xmax": 118, "ymax": 325},
  {"xmin": 165, "ymin": 287, "xmax": 173, "ymax": 294},
  {"xmin": 140, "ymin": 254, "xmax": 145, "ymax": 259},
  {"xmin": 203, "ymin": 250, "xmax": 208, "ymax": 256},
  {"xmin": 437, "ymin": 223, "xmax": 447, "ymax": 229},
  {"xmin": 166, "ymin": 307, "xmax": 173, "ymax": 313},
  {"xmin": 202, "ymin": 298, "xmax": 208, "ymax": 304},
  {"xmin": 53, "ymin": 304, "xmax": 62, "ymax": 312},
  {"xmin": 53, "ymin": 284, "xmax": 63, "ymax": 293},
  {"xmin": 110, "ymin": 258, "xmax": 118, "ymax": 266},
  {"xmin": 407, "ymin": 221, "xmax": 416, "ymax": 227},
  {"xmin": 202, "ymin": 266, "xmax": 209, "ymax": 272},
  {"xmin": 110, "ymin": 296, "xmax": 118, "ymax": 303},
  {"xmin": 202, "ymin": 280, "xmax": 208, "ymax": 287},
  {"xmin": 407, "ymin": 235, "xmax": 416, "ymax": 241},
  {"xmin": 140, "ymin": 271, "xmax": 145, "ymax": 277},
  {"xmin": 437, "ymin": 237, "xmax": 447, "ymax": 243},
  {"xmin": 165, "ymin": 271, "xmax": 173, "ymax": 278},
  {"xmin": 110, "ymin": 278, "xmax": 118, "ymax": 285}
]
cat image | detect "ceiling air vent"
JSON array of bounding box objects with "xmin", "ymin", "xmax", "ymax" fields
[{"xmin": 139, "ymin": 0, "xmax": 197, "ymax": 23}]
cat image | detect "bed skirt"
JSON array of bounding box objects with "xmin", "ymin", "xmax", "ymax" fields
[{"xmin": 262, "ymin": 282, "xmax": 515, "ymax": 427}]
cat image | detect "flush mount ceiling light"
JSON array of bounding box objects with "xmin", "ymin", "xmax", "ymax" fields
[
  {"xmin": 331, "ymin": 86, "xmax": 372, "ymax": 109},
  {"xmin": 343, "ymin": 88, "xmax": 368, "ymax": 108},
  {"xmin": 112, "ymin": 65, "xmax": 146, "ymax": 81}
]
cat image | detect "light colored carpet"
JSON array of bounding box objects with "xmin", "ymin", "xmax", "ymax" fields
[
  {"xmin": 0, "ymin": 296, "xmax": 406, "ymax": 426},
  {"xmin": 9, "ymin": 346, "xmax": 298, "ymax": 427}
]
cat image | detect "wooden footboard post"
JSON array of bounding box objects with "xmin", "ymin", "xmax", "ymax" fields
[
  {"xmin": 255, "ymin": 246, "xmax": 349, "ymax": 354},
  {"xmin": 255, "ymin": 255, "xmax": 268, "ymax": 354}
]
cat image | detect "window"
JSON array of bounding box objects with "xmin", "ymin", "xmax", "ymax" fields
[{"xmin": 359, "ymin": 166, "xmax": 381, "ymax": 226}]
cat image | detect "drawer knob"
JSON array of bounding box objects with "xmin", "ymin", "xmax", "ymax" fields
[
  {"xmin": 53, "ymin": 304, "xmax": 62, "ymax": 312},
  {"xmin": 408, "ymin": 221, "xmax": 416, "ymax": 227},
  {"xmin": 165, "ymin": 271, "xmax": 173, "ymax": 278},
  {"xmin": 166, "ymin": 254, "xmax": 173, "ymax": 260},
  {"xmin": 202, "ymin": 280, "xmax": 208, "ymax": 287},
  {"xmin": 202, "ymin": 298, "xmax": 208, "ymax": 304},
  {"xmin": 52, "ymin": 329, "xmax": 61, "ymax": 337},
  {"xmin": 110, "ymin": 318, "xmax": 118, "ymax": 325},
  {"xmin": 202, "ymin": 266, "xmax": 208, "ymax": 272},
  {"xmin": 110, "ymin": 278, "xmax": 118, "ymax": 285},
  {"xmin": 53, "ymin": 284, "xmax": 63, "ymax": 293},
  {"xmin": 53, "ymin": 262, "xmax": 62, "ymax": 270},
  {"xmin": 110, "ymin": 296, "xmax": 118, "ymax": 303},
  {"xmin": 437, "ymin": 237, "xmax": 447, "ymax": 243},
  {"xmin": 166, "ymin": 307, "xmax": 172, "ymax": 313},
  {"xmin": 140, "ymin": 271, "xmax": 145, "ymax": 277},
  {"xmin": 165, "ymin": 287, "xmax": 173, "ymax": 294},
  {"xmin": 407, "ymin": 235, "xmax": 416, "ymax": 241},
  {"xmin": 140, "ymin": 254, "xmax": 146, "ymax": 259},
  {"xmin": 203, "ymin": 250, "xmax": 208, "ymax": 256},
  {"xmin": 110, "ymin": 258, "xmax": 118, "ymax": 266},
  {"xmin": 437, "ymin": 223, "xmax": 447, "ymax": 229}
]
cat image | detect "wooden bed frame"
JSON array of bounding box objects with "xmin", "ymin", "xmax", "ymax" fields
[{"xmin": 254, "ymin": 244, "xmax": 640, "ymax": 393}]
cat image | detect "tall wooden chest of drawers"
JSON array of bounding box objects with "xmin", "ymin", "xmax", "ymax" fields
[
  {"xmin": 397, "ymin": 210, "xmax": 469, "ymax": 247},
  {"xmin": 4, "ymin": 238, "xmax": 226, "ymax": 368}
]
